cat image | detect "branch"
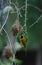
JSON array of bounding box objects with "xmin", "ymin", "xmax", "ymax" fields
[
  {"xmin": 24, "ymin": 0, "xmax": 28, "ymax": 32},
  {"xmin": 10, "ymin": 2, "xmax": 22, "ymax": 17},
  {"xmin": 3, "ymin": 28, "xmax": 16, "ymax": 63},
  {"xmin": 16, "ymin": 24, "xmax": 26, "ymax": 38},
  {"xmin": 0, "ymin": 12, "xmax": 9, "ymax": 33},
  {"xmin": 20, "ymin": 4, "xmax": 42, "ymax": 12},
  {"xmin": 3, "ymin": 28, "xmax": 12, "ymax": 50},
  {"xmin": 29, "ymin": 14, "xmax": 42, "ymax": 28}
]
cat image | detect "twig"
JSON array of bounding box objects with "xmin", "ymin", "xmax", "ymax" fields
[
  {"xmin": 16, "ymin": 0, "xmax": 28, "ymax": 38},
  {"xmin": 0, "ymin": 12, "xmax": 9, "ymax": 33},
  {"xmin": 3, "ymin": 28, "xmax": 16, "ymax": 65},
  {"xmin": 10, "ymin": 2, "xmax": 22, "ymax": 17},
  {"xmin": 3, "ymin": 28, "xmax": 12, "ymax": 50},
  {"xmin": 16, "ymin": 24, "xmax": 26, "ymax": 38},
  {"xmin": 24, "ymin": 0, "xmax": 28, "ymax": 32},
  {"xmin": 20, "ymin": 4, "xmax": 42, "ymax": 12},
  {"xmin": 29, "ymin": 14, "xmax": 42, "ymax": 28}
]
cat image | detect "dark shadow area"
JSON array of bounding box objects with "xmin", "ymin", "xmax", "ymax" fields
[
  {"xmin": 0, "ymin": 50, "xmax": 3, "ymax": 58},
  {"xmin": 15, "ymin": 49, "xmax": 37, "ymax": 65}
]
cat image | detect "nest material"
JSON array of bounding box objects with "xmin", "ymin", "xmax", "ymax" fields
[
  {"xmin": 3, "ymin": 46, "xmax": 13, "ymax": 59},
  {"xmin": 12, "ymin": 19, "xmax": 22, "ymax": 36}
]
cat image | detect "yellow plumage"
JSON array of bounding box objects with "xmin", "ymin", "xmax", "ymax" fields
[{"xmin": 20, "ymin": 33, "xmax": 26, "ymax": 48}]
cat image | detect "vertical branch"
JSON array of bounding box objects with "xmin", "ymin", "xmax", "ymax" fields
[
  {"xmin": 1, "ymin": 0, "xmax": 4, "ymax": 24},
  {"xmin": 0, "ymin": 0, "xmax": 10, "ymax": 33},
  {"xmin": 3, "ymin": 28, "xmax": 16, "ymax": 65},
  {"xmin": 3, "ymin": 28, "xmax": 12, "ymax": 50},
  {"xmin": 16, "ymin": 0, "xmax": 20, "ymax": 29},
  {"xmin": 24, "ymin": 0, "xmax": 28, "ymax": 32},
  {"xmin": 0, "ymin": 12, "xmax": 9, "ymax": 33}
]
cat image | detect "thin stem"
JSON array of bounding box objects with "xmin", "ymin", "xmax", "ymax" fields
[
  {"xmin": 3, "ymin": 28, "xmax": 12, "ymax": 50},
  {"xmin": 16, "ymin": 24, "xmax": 26, "ymax": 38},
  {"xmin": 24, "ymin": 0, "xmax": 28, "ymax": 33},
  {"xmin": 29, "ymin": 14, "xmax": 42, "ymax": 28},
  {"xmin": 16, "ymin": 0, "xmax": 28, "ymax": 38},
  {"xmin": 3, "ymin": 28, "xmax": 16, "ymax": 65},
  {"xmin": 20, "ymin": 4, "xmax": 42, "ymax": 12},
  {"xmin": 16, "ymin": 0, "xmax": 19, "ymax": 20},
  {"xmin": 16, "ymin": 0, "xmax": 20, "ymax": 33},
  {"xmin": 0, "ymin": 12, "xmax": 9, "ymax": 33},
  {"xmin": 25, "ymin": 0, "xmax": 27, "ymax": 25},
  {"xmin": 10, "ymin": 2, "xmax": 22, "ymax": 17}
]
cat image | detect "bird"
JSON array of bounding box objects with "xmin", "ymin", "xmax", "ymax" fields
[{"xmin": 20, "ymin": 32, "xmax": 27, "ymax": 48}]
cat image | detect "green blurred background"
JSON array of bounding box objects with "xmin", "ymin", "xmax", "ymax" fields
[
  {"xmin": 0, "ymin": 0, "xmax": 42, "ymax": 65},
  {"xmin": 0, "ymin": 0, "xmax": 42, "ymax": 51}
]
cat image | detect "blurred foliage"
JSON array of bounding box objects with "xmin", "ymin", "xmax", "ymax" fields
[
  {"xmin": 0, "ymin": 58, "xmax": 22, "ymax": 65},
  {"xmin": 0, "ymin": 0, "xmax": 42, "ymax": 51},
  {"xmin": 0, "ymin": 0, "xmax": 42, "ymax": 65},
  {"xmin": 0, "ymin": 33, "xmax": 7, "ymax": 50}
]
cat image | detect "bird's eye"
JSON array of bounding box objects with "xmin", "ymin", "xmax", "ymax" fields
[{"xmin": 21, "ymin": 36, "xmax": 23, "ymax": 38}]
